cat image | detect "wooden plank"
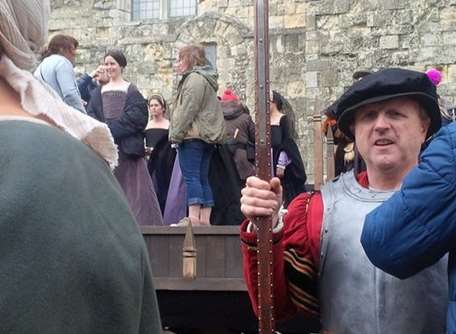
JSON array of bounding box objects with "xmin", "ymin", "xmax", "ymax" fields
[
  {"xmin": 168, "ymin": 235, "xmax": 182, "ymax": 277},
  {"xmin": 141, "ymin": 225, "xmax": 240, "ymax": 236},
  {"xmin": 147, "ymin": 235, "xmax": 170, "ymax": 277},
  {"xmin": 154, "ymin": 277, "xmax": 247, "ymax": 291},
  {"xmin": 205, "ymin": 236, "xmax": 226, "ymax": 278},
  {"xmin": 225, "ymin": 236, "xmax": 243, "ymax": 278},
  {"xmin": 196, "ymin": 235, "xmax": 207, "ymax": 277}
]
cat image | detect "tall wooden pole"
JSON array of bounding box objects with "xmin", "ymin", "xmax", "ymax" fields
[{"xmin": 254, "ymin": 0, "xmax": 274, "ymax": 333}]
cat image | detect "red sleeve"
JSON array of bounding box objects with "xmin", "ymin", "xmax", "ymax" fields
[{"xmin": 240, "ymin": 192, "xmax": 323, "ymax": 321}]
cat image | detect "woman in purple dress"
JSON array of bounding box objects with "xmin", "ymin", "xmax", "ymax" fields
[
  {"xmin": 145, "ymin": 94, "xmax": 186, "ymax": 224},
  {"xmin": 88, "ymin": 49, "xmax": 162, "ymax": 225}
]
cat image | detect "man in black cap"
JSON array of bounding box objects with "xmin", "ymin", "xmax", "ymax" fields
[{"xmin": 239, "ymin": 68, "xmax": 447, "ymax": 333}]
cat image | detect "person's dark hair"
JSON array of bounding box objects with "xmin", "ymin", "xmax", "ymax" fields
[
  {"xmin": 352, "ymin": 70, "xmax": 372, "ymax": 81},
  {"xmin": 241, "ymin": 102, "xmax": 250, "ymax": 114},
  {"xmin": 271, "ymin": 90, "xmax": 298, "ymax": 139},
  {"xmin": 178, "ymin": 45, "xmax": 207, "ymax": 70},
  {"xmin": 148, "ymin": 94, "xmax": 167, "ymax": 113},
  {"xmin": 104, "ymin": 49, "xmax": 127, "ymax": 68},
  {"xmin": 272, "ymin": 90, "xmax": 284, "ymax": 111},
  {"xmin": 41, "ymin": 34, "xmax": 78, "ymax": 60}
]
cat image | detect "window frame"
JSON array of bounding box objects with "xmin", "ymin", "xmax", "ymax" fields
[{"xmin": 131, "ymin": 0, "xmax": 197, "ymax": 21}]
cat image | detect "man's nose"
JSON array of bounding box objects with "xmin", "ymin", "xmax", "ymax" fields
[{"xmin": 373, "ymin": 113, "xmax": 390, "ymax": 130}]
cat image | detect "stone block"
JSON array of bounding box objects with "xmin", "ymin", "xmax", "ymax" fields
[
  {"xmin": 380, "ymin": 35, "xmax": 399, "ymax": 49},
  {"xmin": 320, "ymin": 70, "xmax": 338, "ymax": 87},
  {"xmin": 304, "ymin": 60, "xmax": 331, "ymax": 72},
  {"xmin": 284, "ymin": 14, "xmax": 306, "ymax": 29},
  {"xmin": 217, "ymin": 0, "xmax": 228, "ymax": 8},
  {"xmin": 275, "ymin": 35, "xmax": 285, "ymax": 53},
  {"xmin": 367, "ymin": 12, "xmax": 385, "ymax": 27},
  {"xmin": 305, "ymin": 71, "xmax": 319, "ymax": 88},
  {"xmin": 421, "ymin": 33, "xmax": 441, "ymax": 47},
  {"xmin": 270, "ymin": 15, "xmax": 285, "ymax": 29},
  {"xmin": 287, "ymin": 81, "xmax": 305, "ymax": 98},
  {"xmin": 277, "ymin": 3, "xmax": 287, "ymax": 16},
  {"xmin": 284, "ymin": 2, "xmax": 296, "ymax": 15},
  {"xmin": 416, "ymin": 46, "xmax": 440, "ymax": 63},
  {"xmin": 391, "ymin": 51, "xmax": 410, "ymax": 66},
  {"xmin": 306, "ymin": 40, "xmax": 320, "ymax": 54},
  {"xmin": 306, "ymin": 31, "xmax": 320, "ymax": 41},
  {"xmin": 443, "ymin": 31, "xmax": 456, "ymax": 45},
  {"xmin": 383, "ymin": 0, "xmax": 406, "ymax": 10},
  {"xmin": 439, "ymin": 7, "xmax": 456, "ymax": 31},
  {"xmin": 284, "ymin": 34, "xmax": 301, "ymax": 52},
  {"xmin": 314, "ymin": 0, "xmax": 351, "ymax": 15},
  {"xmin": 320, "ymin": 33, "xmax": 343, "ymax": 54}
]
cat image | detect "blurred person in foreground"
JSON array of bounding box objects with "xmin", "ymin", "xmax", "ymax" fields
[
  {"xmin": 34, "ymin": 33, "xmax": 85, "ymax": 113},
  {"xmin": 240, "ymin": 68, "xmax": 447, "ymax": 333},
  {"xmin": 0, "ymin": 1, "xmax": 162, "ymax": 333}
]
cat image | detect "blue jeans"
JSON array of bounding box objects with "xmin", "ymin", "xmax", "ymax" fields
[{"xmin": 178, "ymin": 140, "xmax": 215, "ymax": 207}]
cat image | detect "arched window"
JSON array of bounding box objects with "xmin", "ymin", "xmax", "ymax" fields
[{"xmin": 131, "ymin": 0, "xmax": 196, "ymax": 20}]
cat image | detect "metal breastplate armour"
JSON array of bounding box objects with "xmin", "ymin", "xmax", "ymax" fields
[{"xmin": 319, "ymin": 171, "xmax": 447, "ymax": 334}]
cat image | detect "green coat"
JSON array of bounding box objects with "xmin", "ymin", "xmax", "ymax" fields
[
  {"xmin": 170, "ymin": 65, "xmax": 225, "ymax": 144},
  {"xmin": 0, "ymin": 119, "xmax": 161, "ymax": 334}
]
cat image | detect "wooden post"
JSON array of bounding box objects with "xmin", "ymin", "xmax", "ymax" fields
[
  {"xmin": 254, "ymin": 0, "xmax": 274, "ymax": 333},
  {"xmin": 326, "ymin": 125, "xmax": 335, "ymax": 182}
]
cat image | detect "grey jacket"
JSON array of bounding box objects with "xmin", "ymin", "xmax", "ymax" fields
[
  {"xmin": 34, "ymin": 54, "xmax": 85, "ymax": 113},
  {"xmin": 170, "ymin": 65, "xmax": 225, "ymax": 144}
]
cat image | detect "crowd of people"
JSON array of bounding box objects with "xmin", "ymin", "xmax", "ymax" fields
[
  {"xmin": 2, "ymin": 1, "xmax": 456, "ymax": 333},
  {"xmin": 35, "ymin": 33, "xmax": 308, "ymax": 227}
]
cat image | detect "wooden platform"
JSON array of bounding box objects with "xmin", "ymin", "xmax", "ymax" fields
[
  {"xmin": 141, "ymin": 225, "xmax": 320, "ymax": 333},
  {"xmin": 142, "ymin": 225, "xmax": 245, "ymax": 291}
]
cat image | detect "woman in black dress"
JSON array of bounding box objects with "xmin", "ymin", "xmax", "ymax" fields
[
  {"xmin": 270, "ymin": 90, "xmax": 307, "ymax": 207},
  {"xmin": 145, "ymin": 94, "xmax": 179, "ymax": 216}
]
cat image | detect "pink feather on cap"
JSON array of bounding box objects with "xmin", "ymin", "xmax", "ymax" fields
[{"xmin": 425, "ymin": 68, "xmax": 442, "ymax": 86}]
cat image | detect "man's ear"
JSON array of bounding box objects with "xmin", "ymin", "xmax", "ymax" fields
[
  {"xmin": 421, "ymin": 118, "xmax": 431, "ymax": 136},
  {"xmin": 349, "ymin": 123, "xmax": 355, "ymax": 137}
]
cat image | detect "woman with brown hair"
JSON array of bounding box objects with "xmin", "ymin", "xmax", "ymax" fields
[
  {"xmin": 34, "ymin": 34, "xmax": 85, "ymax": 112},
  {"xmin": 270, "ymin": 90, "xmax": 307, "ymax": 207},
  {"xmin": 170, "ymin": 44, "xmax": 225, "ymax": 226},
  {"xmin": 88, "ymin": 49, "xmax": 163, "ymax": 226},
  {"xmin": 145, "ymin": 94, "xmax": 185, "ymax": 223}
]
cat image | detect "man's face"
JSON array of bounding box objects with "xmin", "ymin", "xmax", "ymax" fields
[
  {"xmin": 61, "ymin": 45, "xmax": 77, "ymax": 66},
  {"xmin": 353, "ymin": 97, "xmax": 429, "ymax": 175}
]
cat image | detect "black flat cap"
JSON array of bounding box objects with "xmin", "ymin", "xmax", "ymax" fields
[{"xmin": 336, "ymin": 68, "xmax": 441, "ymax": 139}]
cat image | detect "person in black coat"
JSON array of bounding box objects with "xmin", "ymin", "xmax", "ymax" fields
[{"xmin": 270, "ymin": 91, "xmax": 307, "ymax": 207}]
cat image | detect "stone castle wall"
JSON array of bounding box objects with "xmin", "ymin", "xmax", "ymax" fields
[{"xmin": 49, "ymin": 0, "xmax": 456, "ymax": 180}]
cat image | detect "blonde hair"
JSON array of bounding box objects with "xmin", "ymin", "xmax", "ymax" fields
[{"xmin": 178, "ymin": 45, "xmax": 207, "ymax": 70}]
